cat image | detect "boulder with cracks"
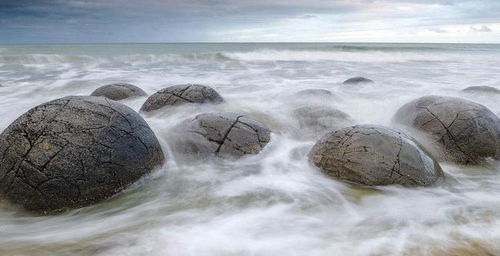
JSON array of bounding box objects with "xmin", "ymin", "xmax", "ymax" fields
[
  {"xmin": 292, "ymin": 105, "xmax": 353, "ymax": 139},
  {"xmin": 168, "ymin": 112, "xmax": 270, "ymax": 160},
  {"xmin": 393, "ymin": 95, "xmax": 500, "ymax": 164},
  {"xmin": 0, "ymin": 96, "xmax": 165, "ymax": 212},
  {"xmin": 140, "ymin": 84, "xmax": 224, "ymax": 112},
  {"xmin": 309, "ymin": 125, "xmax": 444, "ymax": 186},
  {"xmin": 90, "ymin": 83, "xmax": 147, "ymax": 100}
]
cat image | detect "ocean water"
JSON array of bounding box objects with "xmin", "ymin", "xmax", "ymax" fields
[{"xmin": 1, "ymin": 43, "xmax": 500, "ymax": 256}]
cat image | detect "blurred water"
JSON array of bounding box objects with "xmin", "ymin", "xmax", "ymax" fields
[{"xmin": 1, "ymin": 43, "xmax": 500, "ymax": 256}]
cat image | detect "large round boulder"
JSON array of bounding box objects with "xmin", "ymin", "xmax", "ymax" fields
[
  {"xmin": 168, "ymin": 112, "xmax": 270, "ymax": 159},
  {"xmin": 292, "ymin": 105, "xmax": 353, "ymax": 139},
  {"xmin": 295, "ymin": 89, "xmax": 334, "ymax": 98},
  {"xmin": 140, "ymin": 84, "xmax": 224, "ymax": 112},
  {"xmin": 0, "ymin": 96, "xmax": 165, "ymax": 212},
  {"xmin": 343, "ymin": 77, "xmax": 374, "ymax": 84},
  {"xmin": 309, "ymin": 125, "xmax": 444, "ymax": 186},
  {"xmin": 90, "ymin": 83, "xmax": 147, "ymax": 100},
  {"xmin": 393, "ymin": 95, "xmax": 500, "ymax": 164}
]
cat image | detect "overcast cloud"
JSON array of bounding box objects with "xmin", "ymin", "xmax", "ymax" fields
[{"xmin": 0, "ymin": 0, "xmax": 499, "ymax": 43}]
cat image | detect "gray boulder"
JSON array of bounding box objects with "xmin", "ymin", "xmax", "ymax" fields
[
  {"xmin": 141, "ymin": 84, "xmax": 224, "ymax": 112},
  {"xmin": 462, "ymin": 86, "xmax": 500, "ymax": 94},
  {"xmin": 168, "ymin": 112, "xmax": 270, "ymax": 159},
  {"xmin": 309, "ymin": 125, "xmax": 444, "ymax": 186},
  {"xmin": 295, "ymin": 89, "xmax": 334, "ymax": 97},
  {"xmin": 90, "ymin": 83, "xmax": 147, "ymax": 100},
  {"xmin": 0, "ymin": 96, "xmax": 165, "ymax": 212},
  {"xmin": 292, "ymin": 105, "xmax": 353, "ymax": 139},
  {"xmin": 343, "ymin": 77, "xmax": 374, "ymax": 84},
  {"xmin": 393, "ymin": 95, "xmax": 500, "ymax": 164}
]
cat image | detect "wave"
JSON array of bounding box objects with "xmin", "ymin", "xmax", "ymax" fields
[{"xmin": 0, "ymin": 48, "xmax": 495, "ymax": 65}]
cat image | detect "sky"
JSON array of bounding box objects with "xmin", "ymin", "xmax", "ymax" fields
[{"xmin": 0, "ymin": 0, "xmax": 499, "ymax": 44}]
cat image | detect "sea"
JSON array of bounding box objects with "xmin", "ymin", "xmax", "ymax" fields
[{"xmin": 1, "ymin": 43, "xmax": 500, "ymax": 255}]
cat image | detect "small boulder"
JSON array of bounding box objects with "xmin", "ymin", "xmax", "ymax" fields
[
  {"xmin": 141, "ymin": 84, "xmax": 224, "ymax": 112},
  {"xmin": 168, "ymin": 112, "xmax": 270, "ymax": 159},
  {"xmin": 90, "ymin": 83, "xmax": 147, "ymax": 100},
  {"xmin": 309, "ymin": 125, "xmax": 444, "ymax": 186},
  {"xmin": 0, "ymin": 96, "xmax": 165, "ymax": 212},
  {"xmin": 393, "ymin": 95, "xmax": 500, "ymax": 164},
  {"xmin": 292, "ymin": 105, "xmax": 353, "ymax": 139},
  {"xmin": 343, "ymin": 77, "xmax": 374, "ymax": 84},
  {"xmin": 295, "ymin": 89, "xmax": 334, "ymax": 97},
  {"xmin": 462, "ymin": 86, "xmax": 500, "ymax": 94}
]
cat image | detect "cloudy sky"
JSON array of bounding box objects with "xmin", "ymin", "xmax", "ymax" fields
[{"xmin": 0, "ymin": 0, "xmax": 499, "ymax": 44}]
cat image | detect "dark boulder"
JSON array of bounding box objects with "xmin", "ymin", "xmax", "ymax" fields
[
  {"xmin": 309, "ymin": 125, "xmax": 444, "ymax": 186},
  {"xmin": 292, "ymin": 105, "xmax": 353, "ymax": 139},
  {"xmin": 393, "ymin": 95, "xmax": 500, "ymax": 164},
  {"xmin": 0, "ymin": 96, "xmax": 165, "ymax": 212},
  {"xmin": 462, "ymin": 86, "xmax": 500, "ymax": 94},
  {"xmin": 90, "ymin": 83, "xmax": 147, "ymax": 100},
  {"xmin": 342, "ymin": 77, "xmax": 374, "ymax": 84},
  {"xmin": 140, "ymin": 84, "xmax": 224, "ymax": 112},
  {"xmin": 168, "ymin": 112, "xmax": 270, "ymax": 159}
]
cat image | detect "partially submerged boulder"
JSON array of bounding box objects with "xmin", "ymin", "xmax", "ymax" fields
[
  {"xmin": 168, "ymin": 112, "xmax": 270, "ymax": 159},
  {"xmin": 292, "ymin": 105, "xmax": 353, "ymax": 139},
  {"xmin": 295, "ymin": 89, "xmax": 334, "ymax": 97},
  {"xmin": 343, "ymin": 77, "xmax": 374, "ymax": 84},
  {"xmin": 0, "ymin": 96, "xmax": 165, "ymax": 212},
  {"xmin": 462, "ymin": 86, "xmax": 500, "ymax": 94},
  {"xmin": 140, "ymin": 84, "xmax": 224, "ymax": 112},
  {"xmin": 309, "ymin": 125, "xmax": 444, "ymax": 186},
  {"xmin": 393, "ymin": 95, "xmax": 500, "ymax": 164},
  {"xmin": 90, "ymin": 83, "xmax": 147, "ymax": 100}
]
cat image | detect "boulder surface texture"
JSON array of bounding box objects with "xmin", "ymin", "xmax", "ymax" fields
[
  {"xmin": 0, "ymin": 96, "xmax": 164, "ymax": 212},
  {"xmin": 393, "ymin": 95, "xmax": 500, "ymax": 164},
  {"xmin": 141, "ymin": 84, "xmax": 224, "ymax": 112},
  {"xmin": 169, "ymin": 112, "xmax": 270, "ymax": 159},
  {"xmin": 309, "ymin": 125, "xmax": 444, "ymax": 186},
  {"xmin": 90, "ymin": 83, "xmax": 147, "ymax": 100}
]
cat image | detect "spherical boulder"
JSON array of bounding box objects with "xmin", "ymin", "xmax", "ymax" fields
[
  {"xmin": 343, "ymin": 77, "xmax": 374, "ymax": 84},
  {"xmin": 90, "ymin": 83, "xmax": 147, "ymax": 100},
  {"xmin": 393, "ymin": 95, "xmax": 500, "ymax": 164},
  {"xmin": 462, "ymin": 86, "xmax": 500, "ymax": 94},
  {"xmin": 292, "ymin": 105, "xmax": 353, "ymax": 139},
  {"xmin": 140, "ymin": 84, "xmax": 224, "ymax": 112},
  {"xmin": 309, "ymin": 125, "xmax": 444, "ymax": 186},
  {"xmin": 168, "ymin": 112, "xmax": 270, "ymax": 159},
  {"xmin": 0, "ymin": 96, "xmax": 165, "ymax": 212}
]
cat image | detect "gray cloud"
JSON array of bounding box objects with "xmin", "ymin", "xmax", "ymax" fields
[
  {"xmin": 0, "ymin": 0, "xmax": 499, "ymax": 43},
  {"xmin": 470, "ymin": 25, "xmax": 493, "ymax": 32}
]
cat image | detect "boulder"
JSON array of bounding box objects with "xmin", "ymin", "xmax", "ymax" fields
[
  {"xmin": 140, "ymin": 84, "xmax": 224, "ymax": 112},
  {"xmin": 295, "ymin": 89, "xmax": 334, "ymax": 97},
  {"xmin": 343, "ymin": 77, "xmax": 374, "ymax": 84},
  {"xmin": 309, "ymin": 125, "xmax": 444, "ymax": 186},
  {"xmin": 168, "ymin": 112, "xmax": 270, "ymax": 159},
  {"xmin": 90, "ymin": 83, "xmax": 147, "ymax": 100},
  {"xmin": 292, "ymin": 105, "xmax": 353, "ymax": 139},
  {"xmin": 393, "ymin": 95, "xmax": 500, "ymax": 164},
  {"xmin": 462, "ymin": 86, "xmax": 500, "ymax": 94},
  {"xmin": 0, "ymin": 96, "xmax": 165, "ymax": 212}
]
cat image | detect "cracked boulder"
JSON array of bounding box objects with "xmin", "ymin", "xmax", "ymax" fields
[
  {"xmin": 140, "ymin": 84, "xmax": 224, "ymax": 112},
  {"xmin": 90, "ymin": 83, "xmax": 147, "ymax": 100},
  {"xmin": 342, "ymin": 77, "xmax": 374, "ymax": 84},
  {"xmin": 0, "ymin": 96, "xmax": 165, "ymax": 212},
  {"xmin": 393, "ymin": 95, "xmax": 500, "ymax": 164},
  {"xmin": 309, "ymin": 125, "xmax": 444, "ymax": 186},
  {"xmin": 168, "ymin": 112, "xmax": 270, "ymax": 160},
  {"xmin": 292, "ymin": 105, "xmax": 353, "ymax": 139}
]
